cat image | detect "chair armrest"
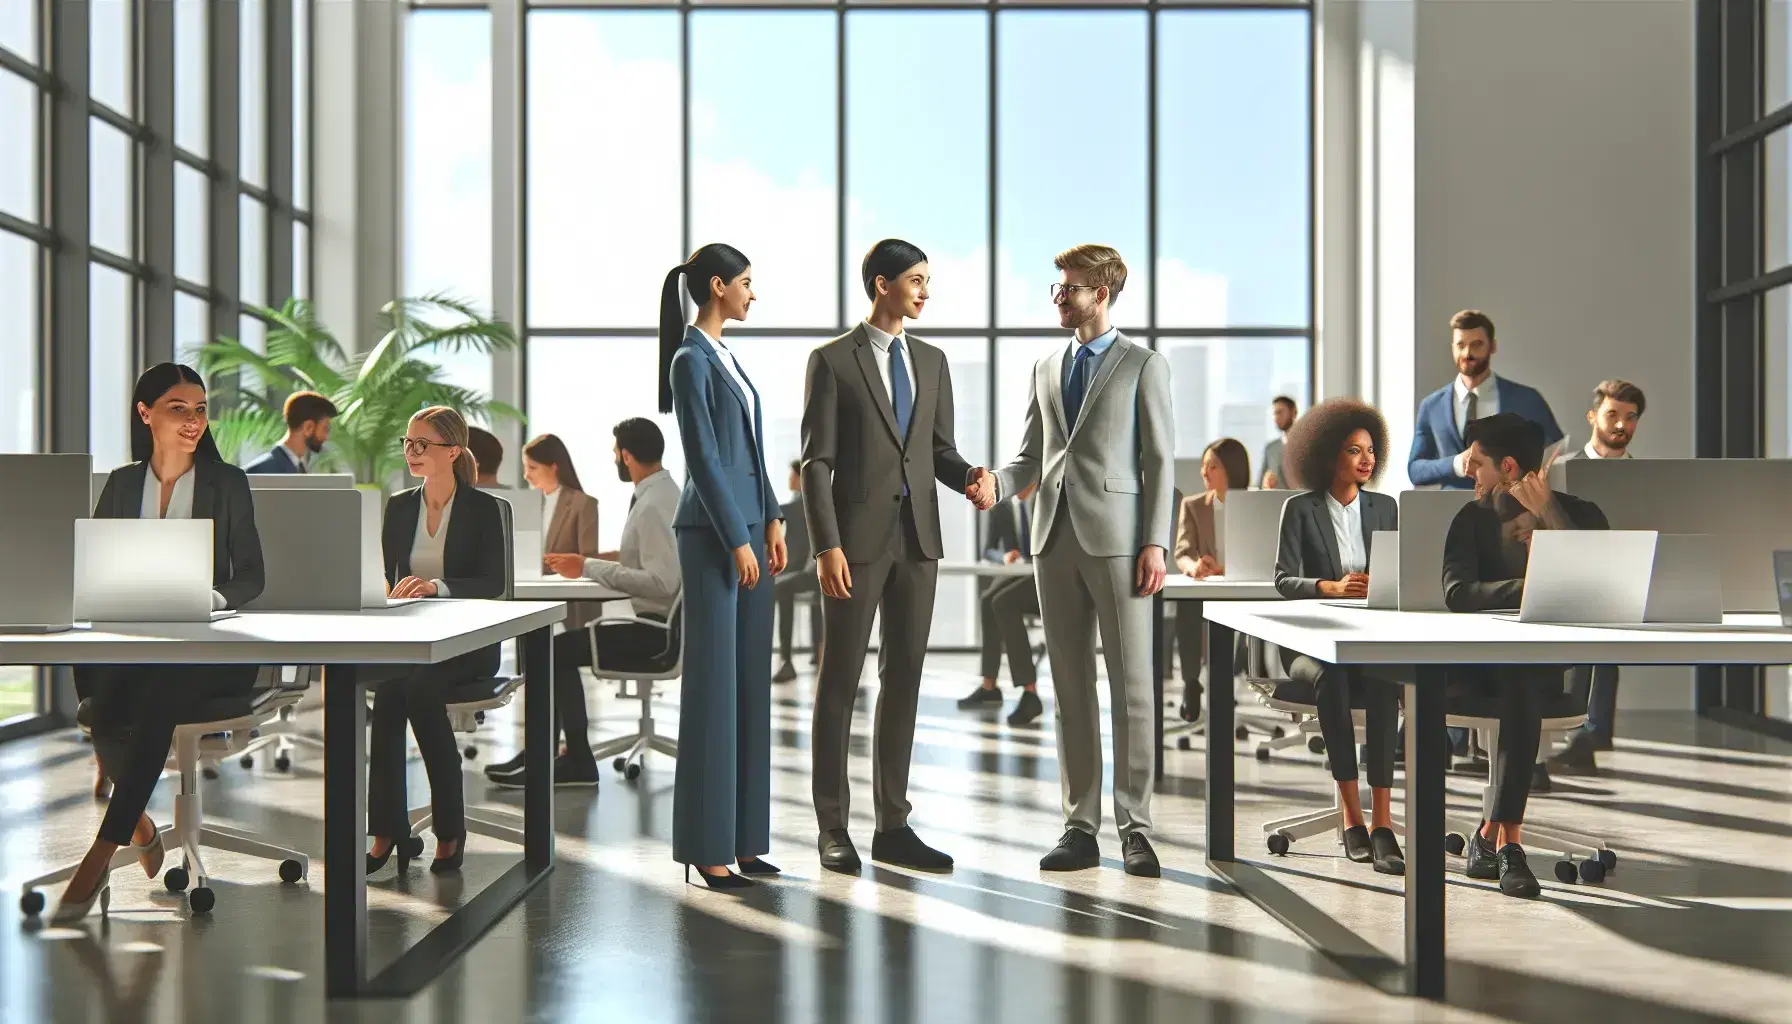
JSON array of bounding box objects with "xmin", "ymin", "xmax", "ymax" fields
[{"xmin": 586, "ymin": 616, "xmax": 674, "ymax": 632}]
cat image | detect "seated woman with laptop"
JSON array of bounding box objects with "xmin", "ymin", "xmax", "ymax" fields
[
  {"xmin": 365, "ymin": 406, "xmax": 508, "ymax": 876},
  {"xmin": 1442, "ymin": 412, "xmax": 1608, "ymax": 899},
  {"xmin": 1171, "ymin": 437, "xmax": 1250, "ymax": 726},
  {"xmin": 56, "ymin": 364, "xmax": 267, "ymax": 923},
  {"xmin": 1272, "ymin": 399, "xmax": 1405, "ymax": 876}
]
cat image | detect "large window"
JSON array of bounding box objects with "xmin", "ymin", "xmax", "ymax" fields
[{"xmin": 410, "ymin": 0, "xmax": 1314, "ymax": 644}]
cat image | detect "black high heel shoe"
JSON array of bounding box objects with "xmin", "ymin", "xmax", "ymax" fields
[
  {"xmin": 367, "ymin": 841, "xmax": 396, "ymax": 875},
  {"xmin": 430, "ymin": 839, "xmax": 466, "ymax": 875},
  {"xmin": 736, "ymin": 857, "xmax": 781, "ymax": 876},
  {"xmin": 685, "ymin": 864, "xmax": 754, "ymax": 891}
]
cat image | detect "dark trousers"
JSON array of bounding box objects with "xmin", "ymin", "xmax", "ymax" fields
[
  {"xmin": 1458, "ymin": 668, "xmax": 1551, "ymax": 823},
  {"xmin": 774, "ymin": 572, "xmax": 821, "ymax": 663},
  {"xmin": 366, "ymin": 646, "xmax": 499, "ymax": 842},
  {"xmin": 76, "ymin": 664, "xmax": 259, "ymax": 847},
  {"xmin": 978, "ymin": 574, "xmax": 1039, "ymax": 688},
  {"xmin": 551, "ymin": 618, "xmax": 670, "ymax": 762},
  {"xmin": 1570, "ymin": 665, "xmax": 1619, "ymax": 740},
  {"xmin": 1286, "ymin": 653, "xmax": 1398, "ymax": 789}
]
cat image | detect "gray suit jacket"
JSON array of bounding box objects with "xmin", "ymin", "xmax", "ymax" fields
[
  {"xmin": 993, "ymin": 332, "xmax": 1174, "ymax": 558},
  {"xmin": 1273, "ymin": 489, "xmax": 1398, "ymax": 599},
  {"xmin": 800, "ymin": 325, "xmax": 975, "ymax": 562}
]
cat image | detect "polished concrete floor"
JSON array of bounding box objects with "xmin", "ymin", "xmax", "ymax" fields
[{"xmin": 2, "ymin": 652, "xmax": 1790, "ymax": 1023}]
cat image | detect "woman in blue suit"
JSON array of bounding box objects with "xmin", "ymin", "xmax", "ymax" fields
[{"xmin": 659, "ymin": 243, "xmax": 788, "ymax": 891}]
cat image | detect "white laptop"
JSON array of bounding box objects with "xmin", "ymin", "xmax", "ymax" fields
[
  {"xmin": 1515, "ymin": 530, "xmax": 1722, "ymax": 625},
  {"xmin": 1323, "ymin": 530, "xmax": 1397, "ymax": 609},
  {"xmin": 75, "ymin": 519, "xmax": 237, "ymax": 622}
]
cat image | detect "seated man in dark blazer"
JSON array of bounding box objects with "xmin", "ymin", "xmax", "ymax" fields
[
  {"xmin": 958, "ymin": 482, "xmax": 1042, "ymax": 726},
  {"xmin": 1442, "ymin": 412, "xmax": 1608, "ymax": 899},
  {"xmin": 773, "ymin": 460, "xmax": 819, "ymax": 682},
  {"xmin": 246, "ymin": 391, "xmax": 336, "ymax": 473}
]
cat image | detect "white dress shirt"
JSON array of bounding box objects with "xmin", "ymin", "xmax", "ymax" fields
[
  {"xmin": 410, "ymin": 493, "xmax": 454, "ymax": 595},
  {"xmin": 698, "ymin": 327, "xmax": 758, "ymax": 428},
  {"xmin": 1453, "ymin": 373, "xmax": 1501, "ymax": 436},
  {"xmin": 140, "ymin": 462, "xmax": 226, "ymax": 609},
  {"xmin": 861, "ymin": 320, "xmax": 919, "ymax": 408},
  {"xmin": 581, "ymin": 468, "xmax": 680, "ymax": 618},
  {"xmin": 1325, "ymin": 491, "xmax": 1367, "ymax": 575}
]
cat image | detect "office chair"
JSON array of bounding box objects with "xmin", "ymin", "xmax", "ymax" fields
[
  {"xmin": 1257, "ymin": 674, "xmax": 1409, "ymax": 856},
  {"xmin": 589, "ymin": 595, "xmax": 684, "ymax": 781},
  {"xmin": 235, "ymin": 665, "xmax": 325, "ymax": 772},
  {"xmin": 19, "ymin": 679, "xmax": 312, "ymax": 918},
  {"xmin": 1166, "ymin": 636, "xmax": 1296, "ymax": 752}
]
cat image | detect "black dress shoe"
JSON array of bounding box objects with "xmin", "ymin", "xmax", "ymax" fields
[
  {"xmin": 1342, "ymin": 824, "xmax": 1374, "ymax": 864},
  {"xmin": 1370, "ymin": 827, "xmax": 1405, "ymax": 876},
  {"xmin": 1464, "ymin": 826, "xmax": 1500, "ymax": 881},
  {"xmin": 492, "ymin": 753, "xmax": 600, "ymax": 789},
  {"xmin": 957, "ymin": 686, "xmax": 1004, "ymax": 709},
  {"xmin": 1006, "ymin": 690, "xmax": 1043, "ymax": 727},
  {"xmin": 1529, "ymin": 760, "xmax": 1552, "ymax": 793},
  {"xmin": 773, "ymin": 661, "xmax": 797, "ymax": 683},
  {"xmin": 1547, "ymin": 731, "xmax": 1601, "ymax": 776},
  {"xmin": 430, "ymin": 840, "xmax": 465, "ymax": 875},
  {"xmin": 1496, "ymin": 844, "xmax": 1541, "ymax": 898},
  {"xmin": 1040, "ymin": 828, "xmax": 1100, "ymax": 871},
  {"xmin": 484, "ymin": 749, "xmax": 528, "ymax": 781},
  {"xmin": 737, "ymin": 857, "xmax": 781, "ymax": 876},
  {"xmin": 819, "ymin": 829, "xmax": 862, "ymax": 874},
  {"xmin": 1121, "ymin": 833, "xmax": 1160, "ymax": 877},
  {"xmin": 871, "ymin": 826, "xmax": 953, "ymax": 871}
]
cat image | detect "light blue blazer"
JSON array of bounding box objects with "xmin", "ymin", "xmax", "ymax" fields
[{"xmin": 667, "ymin": 326, "xmax": 782, "ymax": 548}]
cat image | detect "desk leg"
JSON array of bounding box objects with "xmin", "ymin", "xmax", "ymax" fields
[
  {"xmin": 1404, "ymin": 669, "xmax": 1448, "ymax": 1000},
  {"xmin": 1152, "ymin": 593, "xmax": 1165, "ymax": 779},
  {"xmin": 324, "ymin": 664, "xmax": 367, "ymax": 998},
  {"xmin": 1205, "ymin": 622, "xmax": 1236, "ymax": 862},
  {"xmin": 522, "ymin": 626, "xmax": 555, "ymax": 868}
]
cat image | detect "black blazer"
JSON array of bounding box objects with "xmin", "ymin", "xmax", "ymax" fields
[
  {"xmin": 1274, "ymin": 488, "xmax": 1398, "ymax": 600},
  {"xmin": 381, "ymin": 484, "xmax": 507, "ymax": 599},
  {"xmin": 986, "ymin": 496, "xmax": 1027, "ymax": 561},
  {"xmin": 93, "ymin": 460, "xmax": 266, "ymax": 610},
  {"xmin": 245, "ymin": 445, "xmax": 302, "ymax": 474},
  {"xmin": 1442, "ymin": 491, "xmax": 1608, "ymax": 612},
  {"xmin": 780, "ymin": 496, "xmax": 812, "ymax": 569}
]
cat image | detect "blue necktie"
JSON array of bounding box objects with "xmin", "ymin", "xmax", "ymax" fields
[
  {"xmin": 1064, "ymin": 344, "xmax": 1093, "ymax": 428},
  {"xmin": 890, "ymin": 337, "xmax": 913, "ymax": 496}
]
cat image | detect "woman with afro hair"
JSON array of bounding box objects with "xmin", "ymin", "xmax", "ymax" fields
[{"xmin": 1273, "ymin": 398, "xmax": 1406, "ymax": 876}]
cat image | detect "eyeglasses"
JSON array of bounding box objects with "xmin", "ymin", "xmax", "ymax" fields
[
  {"xmin": 398, "ymin": 437, "xmax": 457, "ymax": 456},
  {"xmin": 1050, "ymin": 284, "xmax": 1100, "ymax": 303}
]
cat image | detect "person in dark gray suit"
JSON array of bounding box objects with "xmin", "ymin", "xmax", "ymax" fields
[
  {"xmin": 957, "ymin": 482, "xmax": 1042, "ymax": 726},
  {"xmin": 802, "ymin": 239, "xmax": 988, "ymax": 874},
  {"xmin": 773, "ymin": 460, "xmax": 820, "ymax": 682},
  {"xmin": 1274, "ymin": 398, "xmax": 1405, "ymax": 876}
]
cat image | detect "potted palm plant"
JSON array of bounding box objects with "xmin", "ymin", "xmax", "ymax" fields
[{"xmin": 195, "ymin": 294, "xmax": 523, "ymax": 488}]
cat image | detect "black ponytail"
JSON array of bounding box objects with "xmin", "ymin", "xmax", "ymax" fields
[{"xmin": 657, "ymin": 243, "xmax": 751, "ymax": 414}]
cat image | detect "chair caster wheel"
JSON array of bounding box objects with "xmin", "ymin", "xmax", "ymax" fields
[
  {"xmin": 613, "ymin": 757, "xmax": 626, "ymax": 773},
  {"xmin": 463, "ymin": 746, "xmax": 478, "ymax": 761},
  {"xmin": 202, "ymin": 766, "xmax": 219, "ymax": 781},
  {"xmin": 1254, "ymin": 746, "xmax": 1271, "ymax": 761},
  {"xmin": 1272, "ymin": 726, "xmax": 1287, "ymax": 739},
  {"xmin": 1444, "ymin": 833, "xmax": 1466, "ymax": 857},
  {"xmin": 1553, "ymin": 861, "xmax": 1577, "ymax": 884},
  {"xmin": 279, "ymin": 859, "xmax": 304, "ymax": 884},
  {"xmin": 1176, "ymin": 737, "xmax": 1192, "ymax": 750},
  {"xmin": 1579, "ymin": 859, "xmax": 1606, "ymax": 885},
  {"xmin": 625, "ymin": 762, "xmax": 642, "ymax": 781},
  {"xmin": 239, "ymin": 754, "xmax": 254, "ymax": 769},
  {"xmin": 164, "ymin": 867, "xmax": 190, "ymax": 893},
  {"xmin": 1306, "ymin": 736, "xmax": 1326, "ymax": 755},
  {"xmin": 274, "ymin": 755, "xmax": 291, "ymax": 772},
  {"xmin": 1598, "ymin": 849, "xmax": 1617, "ymax": 871},
  {"xmin": 1267, "ymin": 833, "xmax": 1291, "ymax": 856},
  {"xmin": 1234, "ymin": 725, "xmax": 1249, "ymax": 741},
  {"xmin": 401, "ymin": 836, "xmax": 426, "ymax": 860},
  {"xmin": 20, "ymin": 891, "xmax": 44, "ymax": 916},
  {"xmin": 189, "ymin": 887, "xmax": 215, "ymax": 914}
]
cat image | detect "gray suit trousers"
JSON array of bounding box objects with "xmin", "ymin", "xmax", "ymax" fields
[
  {"xmin": 1035, "ymin": 516, "xmax": 1156, "ymax": 838},
  {"xmin": 811, "ymin": 501, "xmax": 939, "ymax": 833}
]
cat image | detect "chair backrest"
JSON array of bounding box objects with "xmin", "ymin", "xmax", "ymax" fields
[
  {"xmin": 494, "ymin": 495, "xmax": 516, "ymax": 600},
  {"xmin": 659, "ymin": 592, "xmax": 685, "ymax": 671}
]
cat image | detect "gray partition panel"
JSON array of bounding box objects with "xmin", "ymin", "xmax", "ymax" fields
[
  {"xmin": 0, "ymin": 454, "xmax": 92, "ymax": 631},
  {"xmin": 1397, "ymin": 491, "xmax": 1472, "ymax": 611},
  {"xmin": 248, "ymin": 488, "xmax": 368, "ymax": 611},
  {"xmin": 247, "ymin": 472, "xmax": 356, "ymax": 489},
  {"xmin": 1553, "ymin": 458, "xmax": 1792, "ymax": 611}
]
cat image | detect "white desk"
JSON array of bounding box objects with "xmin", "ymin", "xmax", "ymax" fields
[
  {"xmin": 512, "ymin": 574, "xmax": 628, "ymax": 602},
  {"xmin": 1161, "ymin": 575, "xmax": 1283, "ymax": 602},
  {"xmin": 1, "ymin": 601, "xmax": 567, "ymax": 1000},
  {"xmin": 938, "ymin": 559, "xmax": 1033, "ymax": 579},
  {"xmin": 1198, "ymin": 601, "xmax": 1792, "ymax": 1001}
]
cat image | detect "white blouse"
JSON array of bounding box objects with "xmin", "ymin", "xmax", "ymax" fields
[{"xmin": 410, "ymin": 493, "xmax": 454, "ymax": 595}]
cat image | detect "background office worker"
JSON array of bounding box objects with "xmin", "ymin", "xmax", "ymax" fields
[
  {"xmin": 1443, "ymin": 412, "xmax": 1610, "ymax": 897},
  {"xmin": 482, "ymin": 432, "xmax": 605, "ymax": 787},
  {"xmin": 957, "ymin": 481, "xmax": 1043, "ymax": 727},
  {"xmin": 1408, "ymin": 309, "xmax": 1563, "ymax": 489},
  {"xmin": 661, "ymin": 243, "xmax": 785, "ymax": 891},
  {"xmin": 244, "ymin": 390, "xmax": 337, "ymax": 474},
  {"xmin": 1551, "ymin": 378, "xmax": 1646, "ymax": 774},
  {"xmin": 1260, "ymin": 397, "xmax": 1296, "ymax": 488},
  {"xmin": 365, "ymin": 407, "xmax": 509, "ymax": 876},
  {"xmin": 804, "ymin": 238, "xmax": 986, "ymax": 875},
  {"xmin": 1172, "ymin": 438, "xmax": 1250, "ymax": 726},
  {"xmin": 467, "ymin": 427, "xmax": 508, "ymax": 489},
  {"xmin": 985, "ymin": 244, "xmax": 1173, "ymax": 878},
  {"xmin": 1274, "ymin": 398, "xmax": 1405, "ymax": 875},
  {"xmin": 56, "ymin": 364, "xmax": 267, "ymax": 923},
  {"xmin": 773, "ymin": 460, "xmax": 819, "ymax": 684}
]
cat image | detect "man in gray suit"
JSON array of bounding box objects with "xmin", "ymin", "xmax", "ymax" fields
[
  {"xmin": 802, "ymin": 238, "xmax": 991, "ymax": 874},
  {"xmin": 980, "ymin": 243, "xmax": 1173, "ymax": 878},
  {"xmin": 1261, "ymin": 395, "xmax": 1296, "ymax": 488}
]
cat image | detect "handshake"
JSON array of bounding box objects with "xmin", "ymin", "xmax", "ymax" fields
[{"xmin": 965, "ymin": 467, "xmax": 998, "ymax": 511}]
